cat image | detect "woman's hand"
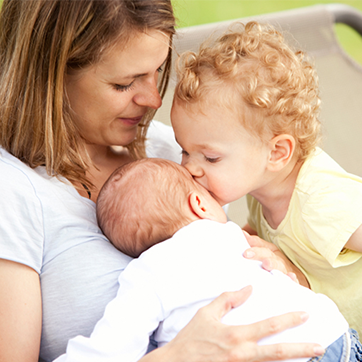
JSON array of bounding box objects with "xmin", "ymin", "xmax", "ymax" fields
[
  {"xmin": 243, "ymin": 232, "xmax": 309, "ymax": 288},
  {"xmin": 142, "ymin": 286, "xmax": 324, "ymax": 362}
]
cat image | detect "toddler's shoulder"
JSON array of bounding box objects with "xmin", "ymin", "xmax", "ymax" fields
[{"xmin": 296, "ymin": 147, "xmax": 362, "ymax": 200}]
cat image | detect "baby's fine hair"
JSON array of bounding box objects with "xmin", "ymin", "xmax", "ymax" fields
[
  {"xmin": 175, "ymin": 21, "xmax": 321, "ymax": 161},
  {"xmin": 97, "ymin": 158, "xmax": 197, "ymax": 258}
]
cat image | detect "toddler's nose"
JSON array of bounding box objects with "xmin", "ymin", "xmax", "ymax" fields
[{"xmin": 183, "ymin": 159, "xmax": 204, "ymax": 178}]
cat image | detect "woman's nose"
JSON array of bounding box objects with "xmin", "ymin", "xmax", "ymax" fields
[{"xmin": 134, "ymin": 79, "xmax": 162, "ymax": 110}]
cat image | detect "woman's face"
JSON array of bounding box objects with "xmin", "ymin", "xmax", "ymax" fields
[{"xmin": 65, "ymin": 29, "xmax": 170, "ymax": 148}]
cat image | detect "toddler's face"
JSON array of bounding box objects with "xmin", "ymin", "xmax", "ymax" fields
[{"xmin": 171, "ymin": 99, "xmax": 272, "ymax": 206}]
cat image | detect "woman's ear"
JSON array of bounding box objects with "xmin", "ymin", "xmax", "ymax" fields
[{"xmin": 267, "ymin": 134, "xmax": 295, "ymax": 172}]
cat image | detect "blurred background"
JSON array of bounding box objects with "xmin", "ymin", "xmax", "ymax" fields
[{"xmin": 171, "ymin": 0, "xmax": 362, "ymax": 65}]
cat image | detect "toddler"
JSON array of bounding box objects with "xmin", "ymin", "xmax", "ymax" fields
[
  {"xmin": 170, "ymin": 21, "xmax": 362, "ymax": 336},
  {"xmin": 55, "ymin": 158, "xmax": 360, "ymax": 362}
]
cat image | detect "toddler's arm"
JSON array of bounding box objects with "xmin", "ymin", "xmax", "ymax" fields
[
  {"xmin": 344, "ymin": 224, "xmax": 362, "ymax": 252},
  {"xmin": 242, "ymin": 223, "xmax": 258, "ymax": 235}
]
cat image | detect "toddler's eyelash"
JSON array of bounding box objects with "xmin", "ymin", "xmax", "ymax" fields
[{"xmin": 205, "ymin": 156, "xmax": 220, "ymax": 163}]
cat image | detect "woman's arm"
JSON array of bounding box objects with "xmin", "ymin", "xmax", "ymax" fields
[
  {"xmin": 242, "ymin": 233, "xmax": 310, "ymax": 288},
  {"xmin": 0, "ymin": 259, "xmax": 42, "ymax": 362},
  {"xmin": 140, "ymin": 287, "xmax": 324, "ymax": 362}
]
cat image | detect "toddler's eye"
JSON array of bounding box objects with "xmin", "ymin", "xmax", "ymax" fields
[
  {"xmin": 157, "ymin": 66, "xmax": 163, "ymax": 73},
  {"xmin": 181, "ymin": 149, "xmax": 189, "ymax": 157},
  {"xmin": 205, "ymin": 156, "xmax": 219, "ymax": 163}
]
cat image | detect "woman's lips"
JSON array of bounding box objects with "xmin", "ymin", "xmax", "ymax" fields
[{"xmin": 119, "ymin": 115, "xmax": 143, "ymax": 126}]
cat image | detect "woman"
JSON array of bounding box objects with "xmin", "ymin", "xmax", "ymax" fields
[{"xmin": 0, "ymin": 1, "xmax": 324, "ymax": 361}]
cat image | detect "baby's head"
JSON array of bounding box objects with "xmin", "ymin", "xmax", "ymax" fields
[
  {"xmin": 173, "ymin": 21, "xmax": 321, "ymax": 162},
  {"xmin": 97, "ymin": 158, "xmax": 226, "ymax": 257}
]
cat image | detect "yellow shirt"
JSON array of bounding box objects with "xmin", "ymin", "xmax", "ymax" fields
[{"xmin": 247, "ymin": 147, "xmax": 362, "ymax": 336}]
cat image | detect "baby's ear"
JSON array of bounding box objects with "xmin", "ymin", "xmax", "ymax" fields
[
  {"xmin": 189, "ymin": 191, "xmax": 215, "ymax": 220},
  {"xmin": 267, "ymin": 134, "xmax": 295, "ymax": 171}
]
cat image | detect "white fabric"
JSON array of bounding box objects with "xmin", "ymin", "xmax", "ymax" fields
[
  {"xmin": 145, "ymin": 120, "xmax": 181, "ymax": 161},
  {"xmin": 0, "ymin": 121, "xmax": 181, "ymax": 362},
  {"xmin": 56, "ymin": 220, "xmax": 348, "ymax": 362}
]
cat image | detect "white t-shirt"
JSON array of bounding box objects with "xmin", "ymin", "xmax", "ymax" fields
[
  {"xmin": 56, "ymin": 220, "xmax": 348, "ymax": 362},
  {"xmin": 0, "ymin": 121, "xmax": 181, "ymax": 362}
]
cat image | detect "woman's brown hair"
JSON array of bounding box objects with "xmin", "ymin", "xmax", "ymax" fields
[{"xmin": 0, "ymin": 0, "xmax": 175, "ymax": 188}]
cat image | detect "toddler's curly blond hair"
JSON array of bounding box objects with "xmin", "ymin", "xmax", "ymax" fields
[{"xmin": 174, "ymin": 21, "xmax": 321, "ymax": 161}]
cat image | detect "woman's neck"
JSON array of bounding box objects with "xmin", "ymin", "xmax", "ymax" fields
[{"xmin": 78, "ymin": 143, "xmax": 134, "ymax": 202}]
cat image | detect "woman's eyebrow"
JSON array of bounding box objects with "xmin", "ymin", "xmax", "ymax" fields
[
  {"xmin": 124, "ymin": 72, "xmax": 147, "ymax": 79},
  {"xmin": 124, "ymin": 59, "xmax": 167, "ymax": 79}
]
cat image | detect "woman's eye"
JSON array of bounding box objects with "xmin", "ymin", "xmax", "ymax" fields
[
  {"xmin": 114, "ymin": 82, "xmax": 134, "ymax": 92},
  {"xmin": 157, "ymin": 66, "xmax": 163, "ymax": 73}
]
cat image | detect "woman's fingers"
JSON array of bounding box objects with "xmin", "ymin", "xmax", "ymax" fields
[
  {"xmin": 240, "ymin": 311, "xmax": 309, "ymax": 341},
  {"xmin": 162, "ymin": 290, "xmax": 323, "ymax": 362},
  {"xmin": 201, "ymin": 286, "xmax": 253, "ymax": 320},
  {"xmin": 252, "ymin": 342, "xmax": 325, "ymax": 361},
  {"xmin": 232, "ymin": 312, "xmax": 325, "ymax": 361}
]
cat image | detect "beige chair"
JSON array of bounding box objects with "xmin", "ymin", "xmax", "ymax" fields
[{"xmin": 154, "ymin": 4, "xmax": 362, "ymax": 227}]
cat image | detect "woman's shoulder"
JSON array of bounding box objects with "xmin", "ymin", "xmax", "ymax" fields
[
  {"xmin": 146, "ymin": 120, "xmax": 181, "ymax": 163},
  {"xmin": 0, "ymin": 147, "xmax": 47, "ymax": 201},
  {"xmin": 0, "ymin": 148, "xmax": 46, "ymax": 272},
  {"xmin": 0, "ymin": 147, "xmax": 82, "ymax": 202},
  {"xmin": 0, "ymin": 147, "xmax": 102, "ymax": 267}
]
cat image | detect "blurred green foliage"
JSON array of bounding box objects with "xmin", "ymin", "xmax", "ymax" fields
[{"xmin": 172, "ymin": 0, "xmax": 362, "ymax": 65}]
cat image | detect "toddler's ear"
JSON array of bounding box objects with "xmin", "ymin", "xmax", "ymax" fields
[{"xmin": 267, "ymin": 134, "xmax": 295, "ymax": 171}]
